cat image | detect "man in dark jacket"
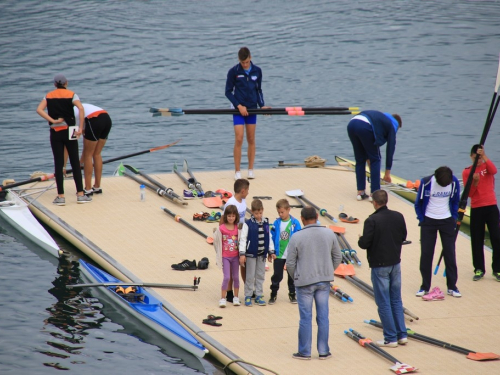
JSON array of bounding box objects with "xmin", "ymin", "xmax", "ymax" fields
[{"xmin": 358, "ymin": 190, "xmax": 408, "ymax": 348}]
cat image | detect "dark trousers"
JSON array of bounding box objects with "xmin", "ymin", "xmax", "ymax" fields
[
  {"xmin": 470, "ymin": 205, "xmax": 500, "ymax": 273},
  {"xmin": 419, "ymin": 216, "xmax": 458, "ymax": 291},
  {"xmin": 347, "ymin": 119, "xmax": 382, "ymax": 193},
  {"xmin": 50, "ymin": 129, "xmax": 83, "ymax": 195},
  {"xmin": 270, "ymin": 258, "xmax": 295, "ymax": 295}
]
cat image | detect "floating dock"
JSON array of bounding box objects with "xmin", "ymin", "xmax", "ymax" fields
[{"xmin": 23, "ymin": 165, "xmax": 500, "ymax": 374}]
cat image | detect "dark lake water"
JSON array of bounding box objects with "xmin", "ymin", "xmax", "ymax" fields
[{"xmin": 1, "ymin": 0, "xmax": 500, "ymax": 373}]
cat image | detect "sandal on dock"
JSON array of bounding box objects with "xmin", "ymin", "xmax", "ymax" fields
[
  {"xmin": 202, "ymin": 318, "xmax": 222, "ymax": 327},
  {"xmin": 339, "ymin": 213, "xmax": 359, "ymax": 224}
]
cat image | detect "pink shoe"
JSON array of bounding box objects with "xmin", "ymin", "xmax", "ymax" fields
[{"xmin": 422, "ymin": 286, "xmax": 445, "ymax": 301}]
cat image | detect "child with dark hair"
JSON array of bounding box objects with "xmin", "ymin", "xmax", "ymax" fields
[
  {"xmin": 213, "ymin": 205, "xmax": 241, "ymax": 308},
  {"xmin": 239, "ymin": 199, "xmax": 274, "ymax": 306},
  {"xmin": 462, "ymin": 145, "xmax": 500, "ymax": 282},
  {"xmin": 414, "ymin": 166, "xmax": 461, "ymax": 299}
]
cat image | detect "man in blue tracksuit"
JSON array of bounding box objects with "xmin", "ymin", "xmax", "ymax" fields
[
  {"xmin": 225, "ymin": 47, "xmax": 270, "ymax": 180},
  {"xmin": 347, "ymin": 110, "xmax": 402, "ymax": 200},
  {"xmin": 414, "ymin": 166, "xmax": 461, "ymax": 298}
]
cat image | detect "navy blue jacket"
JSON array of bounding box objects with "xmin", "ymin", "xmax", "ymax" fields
[
  {"xmin": 240, "ymin": 217, "xmax": 270, "ymax": 257},
  {"xmin": 414, "ymin": 174, "xmax": 460, "ymax": 223},
  {"xmin": 225, "ymin": 62, "xmax": 264, "ymax": 109},
  {"xmin": 361, "ymin": 110, "xmax": 399, "ymax": 170}
]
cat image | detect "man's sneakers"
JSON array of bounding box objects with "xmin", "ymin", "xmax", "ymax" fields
[
  {"xmin": 422, "ymin": 287, "xmax": 445, "ymax": 301},
  {"xmin": 268, "ymin": 294, "xmax": 277, "ymax": 305},
  {"xmin": 319, "ymin": 352, "xmax": 332, "ymax": 360},
  {"xmin": 473, "ymin": 270, "xmax": 484, "ymax": 281},
  {"xmin": 415, "ymin": 289, "xmax": 428, "ymax": 297},
  {"xmin": 376, "ymin": 340, "xmax": 398, "ymax": 348},
  {"xmin": 398, "ymin": 337, "xmax": 408, "ymax": 345},
  {"xmin": 356, "ymin": 191, "xmax": 372, "ymax": 201},
  {"xmin": 171, "ymin": 259, "xmax": 197, "ymax": 271},
  {"xmin": 447, "ymin": 288, "xmax": 462, "ymax": 298},
  {"xmin": 292, "ymin": 352, "xmax": 311, "ymax": 360},
  {"xmin": 77, "ymin": 195, "xmax": 92, "ymax": 204},
  {"xmin": 289, "ymin": 293, "xmax": 297, "ymax": 304}
]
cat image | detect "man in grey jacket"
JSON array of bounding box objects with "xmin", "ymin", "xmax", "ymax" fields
[{"xmin": 286, "ymin": 206, "xmax": 342, "ymax": 360}]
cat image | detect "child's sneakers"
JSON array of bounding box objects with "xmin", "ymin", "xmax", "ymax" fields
[
  {"xmin": 183, "ymin": 189, "xmax": 198, "ymax": 199},
  {"xmin": 245, "ymin": 296, "xmax": 252, "ymax": 306},
  {"xmin": 289, "ymin": 293, "xmax": 297, "ymax": 304},
  {"xmin": 219, "ymin": 298, "xmax": 227, "ymax": 308},
  {"xmin": 268, "ymin": 293, "xmax": 277, "ymax": 305},
  {"xmin": 447, "ymin": 288, "xmax": 462, "ymax": 298},
  {"xmin": 233, "ymin": 297, "xmax": 241, "ymax": 306},
  {"xmin": 415, "ymin": 289, "xmax": 428, "ymax": 297},
  {"xmin": 422, "ymin": 287, "xmax": 445, "ymax": 301},
  {"xmin": 255, "ymin": 296, "xmax": 266, "ymax": 306}
]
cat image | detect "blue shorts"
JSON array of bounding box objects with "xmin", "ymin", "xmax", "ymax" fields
[{"xmin": 233, "ymin": 114, "xmax": 257, "ymax": 126}]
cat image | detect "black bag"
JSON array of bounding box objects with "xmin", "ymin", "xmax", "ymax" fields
[{"xmin": 197, "ymin": 257, "xmax": 209, "ymax": 269}]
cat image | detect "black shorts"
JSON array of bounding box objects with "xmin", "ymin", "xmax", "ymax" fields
[{"xmin": 84, "ymin": 113, "xmax": 112, "ymax": 141}]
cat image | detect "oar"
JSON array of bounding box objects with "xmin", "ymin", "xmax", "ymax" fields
[
  {"xmin": 365, "ymin": 319, "xmax": 500, "ymax": 361},
  {"xmin": 285, "ymin": 189, "xmax": 338, "ymax": 223},
  {"xmin": 116, "ymin": 164, "xmax": 186, "ymax": 206},
  {"xmin": 435, "ymin": 53, "xmax": 500, "ymax": 275},
  {"xmin": 67, "ymin": 282, "xmax": 198, "ymax": 290},
  {"xmin": 331, "ymin": 284, "xmax": 353, "ymax": 302},
  {"xmin": 344, "ymin": 329, "xmax": 417, "ymax": 373},
  {"xmin": 161, "ymin": 206, "xmax": 214, "ymax": 244},
  {"xmin": 123, "ymin": 164, "xmax": 184, "ymax": 201},
  {"xmin": 0, "ymin": 140, "xmax": 180, "ymax": 192},
  {"xmin": 152, "ymin": 109, "xmax": 358, "ymax": 117},
  {"xmin": 150, "ymin": 106, "xmax": 359, "ymax": 113},
  {"xmin": 183, "ymin": 160, "xmax": 204, "ymax": 195},
  {"xmin": 330, "ymin": 226, "xmax": 362, "ymax": 265}
]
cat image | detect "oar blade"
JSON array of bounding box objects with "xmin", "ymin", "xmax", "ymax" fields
[
  {"xmin": 285, "ymin": 189, "xmax": 304, "ymax": 197},
  {"xmin": 390, "ymin": 363, "xmax": 418, "ymax": 374},
  {"xmin": 329, "ymin": 225, "xmax": 346, "ymax": 234},
  {"xmin": 467, "ymin": 352, "xmax": 500, "ymax": 361}
]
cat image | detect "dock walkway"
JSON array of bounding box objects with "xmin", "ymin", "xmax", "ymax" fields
[{"xmin": 26, "ymin": 166, "xmax": 500, "ymax": 374}]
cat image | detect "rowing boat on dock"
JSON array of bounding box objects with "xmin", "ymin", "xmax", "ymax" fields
[{"xmin": 76, "ymin": 259, "xmax": 208, "ymax": 358}]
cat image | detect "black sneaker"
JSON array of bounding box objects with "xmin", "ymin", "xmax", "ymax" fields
[
  {"xmin": 268, "ymin": 294, "xmax": 277, "ymax": 305},
  {"xmin": 171, "ymin": 259, "xmax": 197, "ymax": 271},
  {"xmin": 289, "ymin": 293, "xmax": 297, "ymax": 304},
  {"xmin": 319, "ymin": 352, "xmax": 332, "ymax": 360},
  {"xmin": 292, "ymin": 352, "xmax": 311, "ymax": 360},
  {"xmin": 92, "ymin": 186, "xmax": 103, "ymax": 194},
  {"xmin": 226, "ymin": 290, "xmax": 234, "ymax": 303}
]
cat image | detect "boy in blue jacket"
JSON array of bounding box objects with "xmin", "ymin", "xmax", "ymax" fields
[
  {"xmin": 414, "ymin": 166, "xmax": 461, "ymax": 298},
  {"xmin": 269, "ymin": 199, "xmax": 302, "ymax": 304},
  {"xmin": 239, "ymin": 199, "xmax": 274, "ymax": 306}
]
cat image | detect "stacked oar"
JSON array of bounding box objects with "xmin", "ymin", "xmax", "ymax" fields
[
  {"xmin": 150, "ymin": 106, "xmax": 359, "ymax": 117},
  {"xmin": 365, "ymin": 319, "xmax": 500, "ymax": 361}
]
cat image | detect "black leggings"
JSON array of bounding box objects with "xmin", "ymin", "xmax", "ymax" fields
[{"xmin": 50, "ymin": 128, "xmax": 83, "ymax": 195}]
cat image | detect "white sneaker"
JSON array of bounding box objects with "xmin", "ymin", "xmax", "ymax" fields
[
  {"xmin": 234, "ymin": 171, "xmax": 241, "ymax": 180},
  {"xmin": 398, "ymin": 337, "xmax": 408, "ymax": 345},
  {"xmin": 219, "ymin": 298, "xmax": 227, "ymax": 308},
  {"xmin": 233, "ymin": 297, "xmax": 241, "ymax": 306},
  {"xmin": 248, "ymin": 170, "xmax": 255, "ymax": 179},
  {"xmin": 376, "ymin": 340, "xmax": 398, "ymax": 348}
]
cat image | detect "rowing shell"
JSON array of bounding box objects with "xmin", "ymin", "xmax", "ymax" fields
[{"xmin": 0, "ymin": 190, "xmax": 60, "ymax": 257}]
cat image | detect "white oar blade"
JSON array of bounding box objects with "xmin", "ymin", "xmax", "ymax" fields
[
  {"xmin": 495, "ymin": 52, "xmax": 500, "ymax": 93},
  {"xmin": 285, "ymin": 189, "xmax": 304, "ymax": 197},
  {"xmin": 390, "ymin": 362, "xmax": 418, "ymax": 374}
]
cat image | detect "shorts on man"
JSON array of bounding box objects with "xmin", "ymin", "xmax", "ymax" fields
[{"xmin": 233, "ymin": 114, "xmax": 257, "ymax": 126}]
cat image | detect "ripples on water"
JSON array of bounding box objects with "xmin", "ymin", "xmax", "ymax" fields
[{"xmin": 1, "ymin": 0, "xmax": 500, "ymax": 373}]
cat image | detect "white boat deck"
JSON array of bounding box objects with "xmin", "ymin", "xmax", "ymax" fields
[{"xmin": 20, "ymin": 165, "xmax": 500, "ymax": 374}]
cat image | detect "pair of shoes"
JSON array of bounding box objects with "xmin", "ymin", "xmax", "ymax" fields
[
  {"xmin": 193, "ymin": 212, "xmax": 209, "ymax": 221},
  {"xmin": 235, "ymin": 171, "xmax": 242, "ymax": 180},
  {"xmin": 83, "ymin": 188, "xmax": 93, "ymax": 196},
  {"xmin": 92, "ymin": 186, "xmax": 102, "ymax": 194},
  {"xmin": 447, "ymin": 288, "xmax": 462, "ymax": 298},
  {"xmin": 398, "ymin": 337, "xmax": 408, "ymax": 345},
  {"xmin": 473, "ymin": 270, "xmax": 484, "ymax": 281},
  {"xmin": 319, "ymin": 352, "xmax": 332, "ymax": 360},
  {"xmin": 422, "ymin": 286, "xmax": 445, "ymax": 301},
  {"xmin": 53, "ymin": 196, "xmax": 65, "ymax": 206},
  {"xmin": 268, "ymin": 294, "xmax": 277, "ymax": 305},
  {"xmin": 197, "ymin": 257, "xmax": 210, "ymax": 269},
  {"xmin": 226, "ymin": 290, "xmax": 234, "ymax": 303},
  {"xmin": 171, "ymin": 259, "xmax": 197, "ymax": 271},
  {"xmin": 376, "ymin": 340, "xmax": 398, "ymax": 348},
  {"xmin": 339, "ymin": 213, "xmax": 359, "ymax": 224},
  {"xmin": 255, "ymin": 296, "xmax": 266, "ymax": 306},
  {"xmin": 248, "ymin": 170, "xmax": 255, "ymax": 179},
  {"xmin": 245, "ymin": 296, "xmax": 252, "ymax": 306},
  {"xmin": 415, "ymin": 289, "xmax": 428, "ymax": 297},
  {"xmin": 356, "ymin": 192, "xmax": 369, "ymax": 201},
  {"xmin": 292, "ymin": 352, "xmax": 311, "ymax": 360},
  {"xmin": 494, "ymin": 272, "xmax": 500, "ymax": 282},
  {"xmin": 183, "ymin": 189, "xmax": 198, "ymax": 199},
  {"xmin": 219, "ymin": 298, "xmax": 226, "ymax": 308},
  {"xmin": 289, "ymin": 293, "xmax": 297, "ymax": 304},
  {"xmin": 232, "ymin": 297, "xmax": 241, "ymax": 306},
  {"xmin": 77, "ymin": 195, "xmax": 92, "ymax": 204},
  {"xmin": 206, "ymin": 211, "xmax": 221, "ymax": 223}
]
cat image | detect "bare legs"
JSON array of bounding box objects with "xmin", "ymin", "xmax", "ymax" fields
[
  {"xmin": 82, "ymin": 138, "xmax": 107, "ymax": 190},
  {"xmin": 233, "ymin": 124, "xmax": 256, "ymax": 172}
]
